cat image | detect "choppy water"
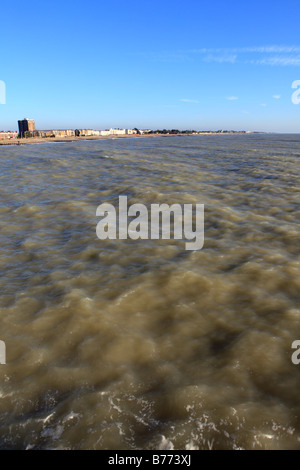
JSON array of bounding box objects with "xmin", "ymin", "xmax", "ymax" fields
[{"xmin": 0, "ymin": 134, "xmax": 299, "ymax": 449}]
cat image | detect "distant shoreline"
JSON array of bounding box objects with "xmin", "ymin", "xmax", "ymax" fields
[
  {"xmin": 0, "ymin": 133, "xmax": 158, "ymax": 146},
  {"xmin": 0, "ymin": 131, "xmax": 261, "ymax": 147}
]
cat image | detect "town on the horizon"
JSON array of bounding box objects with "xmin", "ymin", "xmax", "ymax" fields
[{"xmin": 0, "ymin": 118, "xmax": 257, "ymax": 141}]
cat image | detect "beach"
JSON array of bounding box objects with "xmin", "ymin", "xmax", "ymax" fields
[{"xmin": 0, "ymin": 133, "xmax": 157, "ymax": 146}]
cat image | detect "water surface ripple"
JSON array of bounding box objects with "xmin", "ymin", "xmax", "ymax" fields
[{"xmin": 0, "ymin": 134, "xmax": 299, "ymax": 449}]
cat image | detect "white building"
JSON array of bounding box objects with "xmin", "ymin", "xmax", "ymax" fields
[
  {"xmin": 109, "ymin": 128, "xmax": 126, "ymax": 135},
  {"xmin": 99, "ymin": 130, "xmax": 111, "ymax": 136}
]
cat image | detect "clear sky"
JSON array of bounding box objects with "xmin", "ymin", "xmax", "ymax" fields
[{"xmin": 1, "ymin": 0, "xmax": 300, "ymax": 132}]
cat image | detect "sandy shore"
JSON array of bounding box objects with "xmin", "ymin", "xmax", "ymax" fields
[{"xmin": 0, "ymin": 133, "xmax": 163, "ymax": 146}]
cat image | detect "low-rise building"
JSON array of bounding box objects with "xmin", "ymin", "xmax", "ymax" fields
[
  {"xmin": 0, "ymin": 131, "xmax": 18, "ymax": 140},
  {"xmin": 109, "ymin": 128, "xmax": 126, "ymax": 135},
  {"xmin": 108, "ymin": 129, "xmax": 137, "ymax": 135},
  {"xmin": 76, "ymin": 129, "xmax": 101, "ymax": 136},
  {"xmin": 34, "ymin": 129, "xmax": 75, "ymax": 137},
  {"xmin": 33, "ymin": 130, "xmax": 53, "ymax": 138}
]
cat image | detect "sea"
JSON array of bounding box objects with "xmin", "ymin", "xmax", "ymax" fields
[{"xmin": 0, "ymin": 134, "xmax": 299, "ymax": 449}]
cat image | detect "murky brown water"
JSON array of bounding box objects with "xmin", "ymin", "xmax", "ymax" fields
[{"xmin": 0, "ymin": 134, "xmax": 299, "ymax": 449}]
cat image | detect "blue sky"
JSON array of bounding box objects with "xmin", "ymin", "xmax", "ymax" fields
[{"xmin": 1, "ymin": 0, "xmax": 300, "ymax": 132}]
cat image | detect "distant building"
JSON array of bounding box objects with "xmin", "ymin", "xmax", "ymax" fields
[
  {"xmin": 34, "ymin": 129, "xmax": 75, "ymax": 137},
  {"xmin": 108, "ymin": 129, "xmax": 137, "ymax": 135},
  {"xmin": 0, "ymin": 131, "xmax": 18, "ymax": 140},
  {"xmin": 33, "ymin": 130, "xmax": 53, "ymax": 138},
  {"xmin": 15, "ymin": 120, "xmax": 139, "ymax": 139},
  {"xmin": 98, "ymin": 129, "xmax": 137, "ymax": 136},
  {"xmin": 18, "ymin": 118, "xmax": 35, "ymax": 137},
  {"xmin": 74, "ymin": 129, "xmax": 101, "ymax": 136},
  {"xmin": 109, "ymin": 128, "xmax": 126, "ymax": 135},
  {"xmin": 76, "ymin": 129, "xmax": 101, "ymax": 136}
]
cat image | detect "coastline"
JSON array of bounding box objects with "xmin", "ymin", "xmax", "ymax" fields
[
  {"xmin": 0, "ymin": 133, "xmax": 161, "ymax": 147},
  {"xmin": 0, "ymin": 132, "xmax": 258, "ymax": 147}
]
